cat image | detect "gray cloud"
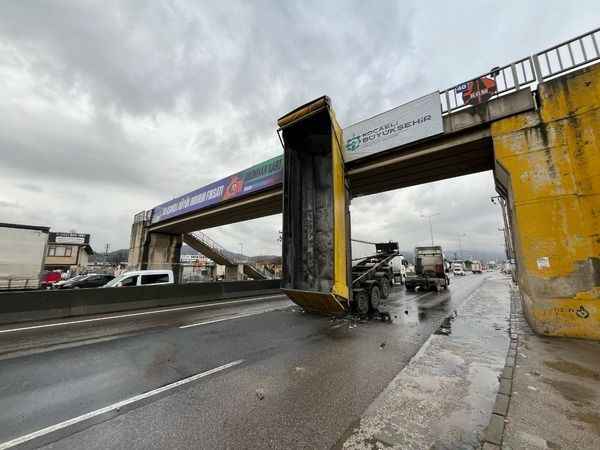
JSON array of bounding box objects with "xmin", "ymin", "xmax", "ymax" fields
[
  {"xmin": 0, "ymin": 200, "xmax": 22, "ymax": 209},
  {"xmin": 16, "ymin": 183, "xmax": 43, "ymax": 193},
  {"xmin": 0, "ymin": 0, "xmax": 598, "ymax": 255}
]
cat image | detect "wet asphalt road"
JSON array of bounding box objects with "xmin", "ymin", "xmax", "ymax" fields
[{"xmin": 0, "ymin": 274, "xmax": 489, "ymax": 449}]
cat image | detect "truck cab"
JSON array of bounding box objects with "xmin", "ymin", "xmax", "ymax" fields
[{"xmin": 405, "ymin": 246, "xmax": 449, "ymax": 292}]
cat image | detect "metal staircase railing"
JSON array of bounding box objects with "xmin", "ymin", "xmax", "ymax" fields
[
  {"xmin": 189, "ymin": 231, "xmax": 235, "ymax": 264},
  {"xmin": 188, "ymin": 231, "xmax": 272, "ymax": 279}
]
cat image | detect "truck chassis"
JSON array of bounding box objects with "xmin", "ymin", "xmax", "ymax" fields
[{"xmin": 351, "ymin": 243, "xmax": 398, "ymax": 315}]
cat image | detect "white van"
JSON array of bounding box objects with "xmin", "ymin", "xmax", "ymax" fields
[{"xmin": 102, "ymin": 270, "xmax": 174, "ymax": 288}]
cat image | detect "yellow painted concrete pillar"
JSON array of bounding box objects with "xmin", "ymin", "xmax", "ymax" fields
[{"xmin": 492, "ymin": 64, "xmax": 600, "ymax": 339}]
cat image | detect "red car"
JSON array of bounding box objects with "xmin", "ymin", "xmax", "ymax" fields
[{"xmin": 40, "ymin": 271, "xmax": 62, "ymax": 289}]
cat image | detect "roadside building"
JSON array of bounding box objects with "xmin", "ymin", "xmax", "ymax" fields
[
  {"xmin": 44, "ymin": 232, "xmax": 94, "ymax": 273},
  {"xmin": 0, "ymin": 223, "xmax": 50, "ymax": 289}
]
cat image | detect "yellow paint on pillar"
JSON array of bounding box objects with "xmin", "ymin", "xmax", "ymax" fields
[
  {"xmin": 492, "ymin": 64, "xmax": 600, "ymax": 340},
  {"xmin": 330, "ymin": 108, "xmax": 350, "ymax": 302}
]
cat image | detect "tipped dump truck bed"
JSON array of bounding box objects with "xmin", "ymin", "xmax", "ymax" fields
[{"xmin": 278, "ymin": 97, "xmax": 351, "ymax": 315}]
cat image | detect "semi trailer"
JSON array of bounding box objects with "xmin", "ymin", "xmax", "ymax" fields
[{"xmin": 405, "ymin": 246, "xmax": 449, "ymax": 292}]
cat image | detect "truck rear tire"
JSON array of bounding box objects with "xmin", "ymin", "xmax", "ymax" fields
[
  {"xmin": 355, "ymin": 291, "xmax": 369, "ymax": 315},
  {"xmin": 380, "ymin": 278, "xmax": 390, "ymax": 299},
  {"xmin": 370, "ymin": 285, "xmax": 381, "ymax": 311}
]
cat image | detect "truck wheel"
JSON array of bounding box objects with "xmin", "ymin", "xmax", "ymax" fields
[
  {"xmin": 380, "ymin": 278, "xmax": 390, "ymax": 299},
  {"xmin": 355, "ymin": 291, "xmax": 369, "ymax": 315},
  {"xmin": 370, "ymin": 285, "xmax": 381, "ymax": 311}
]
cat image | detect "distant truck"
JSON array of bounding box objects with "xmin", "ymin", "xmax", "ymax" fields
[
  {"xmin": 405, "ymin": 246, "xmax": 450, "ymax": 292},
  {"xmin": 390, "ymin": 254, "xmax": 407, "ymax": 285},
  {"xmin": 471, "ymin": 260, "xmax": 483, "ymax": 274},
  {"xmin": 0, "ymin": 223, "xmax": 50, "ymax": 290}
]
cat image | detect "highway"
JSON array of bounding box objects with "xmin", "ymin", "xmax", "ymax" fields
[{"xmin": 0, "ymin": 274, "xmax": 490, "ymax": 449}]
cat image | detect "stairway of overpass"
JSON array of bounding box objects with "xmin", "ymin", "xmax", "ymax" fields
[{"xmin": 183, "ymin": 231, "xmax": 270, "ymax": 280}]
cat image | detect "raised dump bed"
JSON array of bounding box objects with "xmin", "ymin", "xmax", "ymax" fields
[{"xmin": 278, "ymin": 96, "xmax": 351, "ymax": 315}]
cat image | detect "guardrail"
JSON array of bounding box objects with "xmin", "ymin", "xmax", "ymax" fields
[
  {"xmin": 0, "ymin": 279, "xmax": 283, "ymax": 325},
  {"xmin": 441, "ymin": 27, "xmax": 600, "ymax": 113}
]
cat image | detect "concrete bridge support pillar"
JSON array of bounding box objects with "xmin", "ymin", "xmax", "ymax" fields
[
  {"xmin": 127, "ymin": 220, "xmax": 148, "ymax": 271},
  {"xmin": 127, "ymin": 220, "xmax": 182, "ymax": 281},
  {"xmin": 225, "ymin": 264, "xmax": 243, "ymax": 281},
  {"xmin": 145, "ymin": 232, "xmax": 183, "ymax": 281},
  {"xmin": 492, "ymin": 64, "xmax": 600, "ymax": 339}
]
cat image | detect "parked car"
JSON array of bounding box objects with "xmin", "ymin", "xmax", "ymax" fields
[
  {"xmin": 453, "ymin": 267, "xmax": 466, "ymax": 276},
  {"xmin": 40, "ymin": 271, "xmax": 62, "ymax": 289},
  {"xmin": 52, "ymin": 274, "xmax": 87, "ymax": 289},
  {"xmin": 54, "ymin": 273, "xmax": 114, "ymax": 289},
  {"xmin": 103, "ymin": 270, "xmax": 174, "ymax": 288}
]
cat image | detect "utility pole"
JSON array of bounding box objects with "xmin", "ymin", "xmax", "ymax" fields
[
  {"xmin": 104, "ymin": 243, "xmax": 110, "ymax": 264},
  {"xmin": 420, "ymin": 212, "xmax": 440, "ymax": 246},
  {"xmin": 491, "ymin": 196, "xmax": 514, "ymax": 261},
  {"xmin": 457, "ymin": 233, "xmax": 467, "ymax": 258}
]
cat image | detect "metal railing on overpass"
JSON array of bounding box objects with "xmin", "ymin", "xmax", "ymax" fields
[{"xmin": 441, "ymin": 27, "xmax": 600, "ymax": 113}]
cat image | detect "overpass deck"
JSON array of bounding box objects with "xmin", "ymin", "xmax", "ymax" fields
[{"xmin": 148, "ymin": 88, "xmax": 534, "ymax": 234}]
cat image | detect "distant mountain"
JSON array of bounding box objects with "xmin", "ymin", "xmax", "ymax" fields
[
  {"xmin": 181, "ymin": 244, "xmax": 281, "ymax": 264},
  {"xmin": 100, "ymin": 244, "xmax": 502, "ymax": 266},
  {"xmin": 180, "ymin": 245, "xmax": 199, "ymax": 255}
]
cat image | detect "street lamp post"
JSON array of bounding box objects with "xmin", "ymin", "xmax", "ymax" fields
[
  {"xmin": 420, "ymin": 212, "xmax": 440, "ymax": 246},
  {"xmin": 457, "ymin": 233, "xmax": 467, "ymax": 258}
]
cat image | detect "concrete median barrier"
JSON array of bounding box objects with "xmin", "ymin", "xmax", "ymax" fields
[{"xmin": 0, "ymin": 280, "xmax": 282, "ymax": 325}]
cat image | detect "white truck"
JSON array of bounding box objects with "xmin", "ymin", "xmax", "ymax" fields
[
  {"xmin": 471, "ymin": 260, "xmax": 483, "ymax": 274},
  {"xmin": 405, "ymin": 246, "xmax": 450, "ymax": 292},
  {"xmin": 390, "ymin": 254, "xmax": 407, "ymax": 285},
  {"xmin": 0, "ymin": 223, "xmax": 50, "ymax": 290}
]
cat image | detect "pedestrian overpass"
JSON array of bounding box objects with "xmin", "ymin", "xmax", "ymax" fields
[{"xmin": 130, "ymin": 28, "xmax": 600, "ymax": 340}]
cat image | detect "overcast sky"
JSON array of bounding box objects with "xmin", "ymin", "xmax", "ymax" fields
[{"xmin": 1, "ymin": 1, "xmax": 598, "ymax": 259}]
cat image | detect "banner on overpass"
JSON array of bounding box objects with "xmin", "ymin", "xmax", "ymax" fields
[
  {"xmin": 342, "ymin": 92, "xmax": 443, "ymax": 163},
  {"xmin": 151, "ymin": 155, "xmax": 283, "ymax": 224}
]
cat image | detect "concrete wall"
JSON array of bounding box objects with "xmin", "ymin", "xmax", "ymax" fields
[
  {"xmin": 0, "ymin": 279, "xmax": 281, "ymax": 325},
  {"xmin": 492, "ymin": 64, "xmax": 600, "ymax": 339}
]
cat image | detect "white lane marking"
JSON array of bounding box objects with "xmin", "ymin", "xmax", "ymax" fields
[
  {"xmin": 0, "ymin": 359, "xmax": 244, "ymax": 450},
  {"xmin": 179, "ymin": 308, "xmax": 281, "ymax": 329},
  {"xmin": 0, "ymin": 295, "xmax": 286, "ymax": 334}
]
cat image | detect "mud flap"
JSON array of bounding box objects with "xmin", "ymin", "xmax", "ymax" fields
[{"xmin": 282, "ymin": 288, "xmax": 348, "ymax": 315}]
